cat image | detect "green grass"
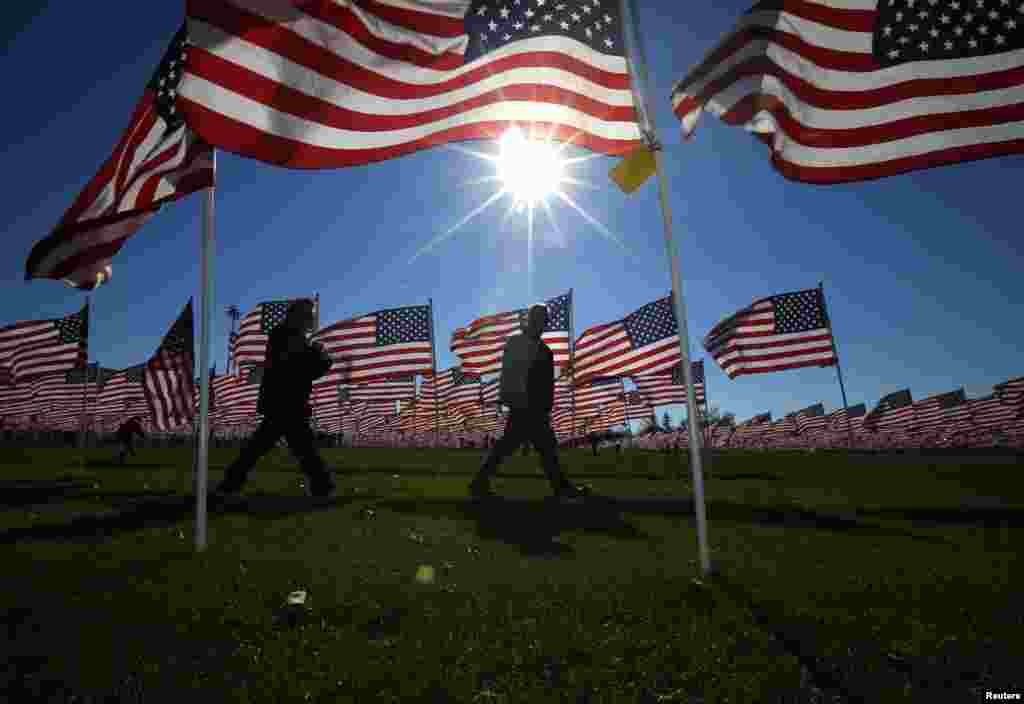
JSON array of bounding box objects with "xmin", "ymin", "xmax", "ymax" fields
[{"xmin": 2, "ymin": 446, "xmax": 1021, "ymax": 702}]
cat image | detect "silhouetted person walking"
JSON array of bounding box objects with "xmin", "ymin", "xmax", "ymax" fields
[
  {"xmin": 469, "ymin": 304, "xmax": 588, "ymax": 502},
  {"xmin": 213, "ymin": 300, "xmax": 336, "ymax": 501},
  {"xmin": 115, "ymin": 417, "xmax": 145, "ymax": 465},
  {"xmin": 590, "ymin": 432, "xmax": 599, "ymax": 456}
]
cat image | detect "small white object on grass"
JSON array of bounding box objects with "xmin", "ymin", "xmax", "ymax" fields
[
  {"xmin": 287, "ymin": 590, "xmax": 308, "ymax": 606},
  {"xmin": 415, "ymin": 565, "xmax": 435, "ymax": 584}
]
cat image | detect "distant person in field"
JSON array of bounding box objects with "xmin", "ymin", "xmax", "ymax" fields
[
  {"xmin": 213, "ymin": 299, "xmax": 337, "ymax": 501},
  {"xmin": 115, "ymin": 416, "xmax": 145, "ymax": 465},
  {"xmin": 590, "ymin": 432, "xmax": 599, "ymax": 456},
  {"xmin": 469, "ymin": 303, "xmax": 588, "ymax": 502}
]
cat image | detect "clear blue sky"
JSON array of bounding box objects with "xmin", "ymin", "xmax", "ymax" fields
[{"xmin": 2, "ymin": 3, "xmax": 1022, "ymax": 430}]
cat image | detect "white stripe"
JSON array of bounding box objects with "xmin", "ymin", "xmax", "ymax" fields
[
  {"xmin": 711, "ymin": 329, "xmax": 833, "ymax": 354},
  {"xmin": 33, "ymin": 213, "xmax": 155, "ymax": 281},
  {"xmin": 78, "ymin": 106, "xmax": 160, "ymax": 222},
  {"xmin": 721, "ymin": 349, "xmax": 835, "ymax": 373}
]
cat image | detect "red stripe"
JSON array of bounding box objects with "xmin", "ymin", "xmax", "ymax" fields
[
  {"xmin": 179, "ymin": 97, "xmax": 638, "ymax": 167},
  {"xmin": 771, "ymin": 137, "xmax": 1024, "ymax": 184},
  {"xmin": 709, "ymin": 332, "xmax": 835, "ymax": 357},
  {"xmin": 133, "ymin": 141, "xmax": 214, "ymax": 207}
]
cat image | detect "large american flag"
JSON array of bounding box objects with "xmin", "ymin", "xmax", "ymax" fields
[
  {"xmin": 178, "ymin": 0, "xmax": 640, "ymax": 168},
  {"xmin": 451, "ymin": 291, "xmax": 571, "ymax": 375},
  {"xmin": 313, "ymin": 305, "xmax": 434, "ymax": 383},
  {"xmin": 705, "ymin": 288, "xmax": 836, "ymax": 379},
  {"xmin": 632, "ymin": 360, "xmax": 706, "ymax": 407},
  {"xmin": 671, "ymin": 0, "xmax": 1024, "ymax": 184},
  {"xmin": 0, "ymin": 306, "xmax": 89, "ymax": 385},
  {"xmin": 143, "ymin": 301, "xmax": 196, "ymax": 431},
  {"xmin": 25, "ymin": 25, "xmax": 214, "ymax": 289},
  {"xmin": 234, "ymin": 298, "xmax": 313, "ymax": 369},
  {"xmin": 573, "ymin": 296, "xmax": 682, "ymax": 384},
  {"xmin": 573, "ymin": 376, "xmax": 623, "ymax": 418}
]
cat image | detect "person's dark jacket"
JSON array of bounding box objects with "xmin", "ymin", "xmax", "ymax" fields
[
  {"xmin": 257, "ymin": 324, "xmax": 333, "ymax": 417},
  {"xmin": 117, "ymin": 418, "xmax": 145, "ymax": 440},
  {"xmin": 498, "ymin": 332, "xmax": 554, "ymax": 413}
]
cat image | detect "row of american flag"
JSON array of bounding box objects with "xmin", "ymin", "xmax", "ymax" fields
[
  {"xmin": 2, "ymin": 287, "xmax": 1022, "ymax": 446},
  {"xmin": 21, "ymin": 0, "xmax": 1024, "ymax": 289}
]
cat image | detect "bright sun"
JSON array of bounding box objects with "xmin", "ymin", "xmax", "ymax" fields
[{"xmin": 496, "ymin": 127, "xmax": 564, "ymax": 211}]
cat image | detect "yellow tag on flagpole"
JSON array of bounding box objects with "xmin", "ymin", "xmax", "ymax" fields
[{"xmin": 609, "ymin": 146, "xmax": 657, "ymax": 194}]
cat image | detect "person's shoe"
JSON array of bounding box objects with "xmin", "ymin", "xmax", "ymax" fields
[
  {"xmin": 553, "ymin": 482, "xmax": 590, "ymax": 503},
  {"xmin": 468, "ymin": 478, "xmax": 497, "ymax": 500},
  {"xmin": 307, "ymin": 474, "xmax": 337, "ymax": 499}
]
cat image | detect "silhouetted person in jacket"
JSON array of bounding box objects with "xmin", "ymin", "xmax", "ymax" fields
[
  {"xmin": 213, "ymin": 300, "xmax": 336, "ymax": 500},
  {"xmin": 589, "ymin": 432, "xmax": 600, "ymax": 456},
  {"xmin": 469, "ymin": 304, "xmax": 587, "ymax": 501},
  {"xmin": 115, "ymin": 417, "xmax": 145, "ymax": 465}
]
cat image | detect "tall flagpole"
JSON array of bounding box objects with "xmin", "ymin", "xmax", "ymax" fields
[
  {"xmin": 79, "ymin": 296, "xmax": 92, "ymax": 461},
  {"xmin": 569, "ymin": 288, "xmax": 576, "ymax": 447},
  {"xmin": 195, "ymin": 149, "xmax": 216, "ymax": 552},
  {"xmin": 621, "ymin": 0, "xmax": 712, "ymax": 576},
  {"xmin": 819, "ymin": 282, "xmax": 854, "ymax": 449}
]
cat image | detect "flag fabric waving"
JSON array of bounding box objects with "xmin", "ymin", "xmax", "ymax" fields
[
  {"xmin": 573, "ymin": 296, "xmax": 682, "ymax": 384},
  {"xmin": 670, "ymin": 0, "xmax": 1024, "ymax": 185},
  {"xmin": 451, "ymin": 291, "xmax": 571, "ymax": 375},
  {"xmin": 179, "ymin": 0, "xmax": 641, "ymax": 169},
  {"xmin": 25, "ymin": 25, "xmax": 214, "ymax": 289},
  {"xmin": 632, "ymin": 360, "xmax": 706, "ymax": 407},
  {"xmin": 0, "ymin": 306, "xmax": 89, "ymax": 385},
  {"xmin": 313, "ymin": 305, "xmax": 434, "ymax": 384},
  {"xmin": 863, "ymin": 388, "xmax": 914, "ymax": 434},
  {"xmin": 234, "ymin": 298, "xmax": 313, "ymax": 368},
  {"xmin": 143, "ymin": 301, "xmax": 196, "ymax": 431},
  {"xmin": 705, "ymin": 288, "xmax": 836, "ymax": 379}
]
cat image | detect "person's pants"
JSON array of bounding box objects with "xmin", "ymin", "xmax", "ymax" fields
[
  {"xmin": 116, "ymin": 437, "xmax": 136, "ymax": 463},
  {"xmin": 475, "ymin": 409, "xmax": 567, "ymax": 490},
  {"xmin": 219, "ymin": 415, "xmax": 331, "ymax": 491}
]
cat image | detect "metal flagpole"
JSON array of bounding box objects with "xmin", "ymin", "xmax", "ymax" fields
[
  {"xmin": 79, "ymin": 295, "xmax": 91, "ymax": 456},
  {"xmin": 621, "ymin": 0, "xmax": 712, "ymax": 576},
  {"xmin": 819, "ymin": 281, "xmax": 854, "ymax": 449},
  {"xmin": 195, "ymin": 149, "xmax": 216, "ymax": 552},
  {"xmin": 569, "ymin": 288, "xmax": 576, "ymax": 447}
]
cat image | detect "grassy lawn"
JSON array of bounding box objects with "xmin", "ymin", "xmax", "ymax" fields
[{"xmin": 1, "ymin": 446, "xmax": 1021, "ymax": 702}]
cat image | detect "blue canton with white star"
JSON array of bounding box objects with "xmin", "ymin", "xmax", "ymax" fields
[
  {"xmin": 623, "ymin": 296, "xmax": 677, "ymax": 349},
  {"xmin": 874, "ymin": 0, "xmax": 1024, "ymax": 67},
  {"xmin": 514, "ymin": 292, "xmax": 571, "ymax": 332},
  {"xmin": 148, "ymin": 24, "xmax": 190, "ymax": 131},
  {"xmin": 162, "ymin": 304, "xmax": 193, "ymax": 355},
  {"xmin": 771, "ymin": 290, "xmax": 828, "ymax": 335},
  {"xmin": 376, "ymin": 306, "xmax": 432, "ymax": 346},
  {"xmin": 465, "ymin": 0, "xmax": 625, "ymax": 62},
  {"xmin": 452, "ymin": 367, "xmax": 480, "ymax": 386},
  {"xmin": 670, "ymin": 360, "xmax": 703, "ymax": 386},
  {"xmin": 56, "ymin": 308, "xmax": 87, "ymax": 345},
  {"xmin": 260, "ymin": 301, "xmax": 293, "ymax": 335},
  {"xmin": 125, "ymin": 365, "xmax": 146, "ymax": 384}
]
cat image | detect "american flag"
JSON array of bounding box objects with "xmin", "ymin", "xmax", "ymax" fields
[
  {"xmin": 573, "ymin": 376, "xmax": 623, "ymax": 418},
  {"xmin": 705, "ymin": 288, "xmax": 836, "ymax": 379},
  {"xmin": 313, "ymin": 305, "xmax": 434, "ymax": 383},
  {"xmin": 863, "ymin": 389, "xmax": 914, "ymax": 433},
  {"xmin": 480, "ymin": 377, "xmax": 502, "ymax": 408},
  {"xmin": 910, "ymin": 388, "xmax": 966, "ymax": 434},
  {"xmin": 25, "ymin": 25, "xmax": 214, "ymax": 289},
  {"xmin": 0, "ymin": 306, "xmax": 89, "ymax": 385},
  {"xmin": 671, "ymin": 0, "xmax": 1024, "ymax": 184},
  {"xmin": 573, "ymin": 296, "xmax": 682, "ymax": 384},
  {"xmin": 620, "ymin": 389, "xmax": 654, "ymax": 421},
  {"xmin": 448, "ymin": 367, "xmax": 483, "ymax": 411},
  {"xmin": 143, "ymin": 301, "xmax": 196, "ymax": 431},
  {"xmin": 632, "ymin": 360, "xmax": 706, "ymax": 407},
  {"xmin": 179, "ymin": 0, "xmax": 640, "ymax": 168},
  {"xmin": 234, "ymin": 298, "xmax": 312, "ymax": 369},
  {"xmin": 791, "ymin": 402, "xmax": 826, "ymax": 434},
  {"xmin": 95, "ymin": 364, "xmax": 149, "ymax": 426},
  {"xmin": 733, "ymin": 412, "xmax": 772, "ymax": 445},
  {"xmin": 965, "ymin": 394, "xmax": 1017, "ymax": 430},
  {"xmin": 827, "ymin": 403, "xmax": 866, "ymax": 433},
  {"xmin": 228, "ymin": 331, "xmax": 239, "ymax": 370},
  {"xmin": 993, "ymin": 376, "xmax": 1024, "ymax": 411},
  {"xmin": 451, "ymin": 292, "xmax": 571, "ymax": 375}
]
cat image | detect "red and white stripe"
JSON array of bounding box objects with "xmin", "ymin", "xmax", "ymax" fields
[
  {"xmin": 179, "ymin": 0, "xmax": 640, "ymax": 169},
  {"xmin": 671, "ymin": 0, "xmax": 1024, "ymax": 184},
  {"xmin": 312, "ymin": 312, "xmax": 434, "ymax": 384},
  {"xmin": 632, "ymin": 373, "xmax": 706, "ymax": 407},
  {"xmin": 0, "ymin": 308, "xmax": 89, "ymax": 385}
]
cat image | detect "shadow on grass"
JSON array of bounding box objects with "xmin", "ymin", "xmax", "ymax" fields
[
  {"xmin": 0, "ymin": 480, "xmax": 96, "ymax": 507},
  {"xmin": 379, "ymin": 495, "xmax": 659, "ymax": 557},
  {"xmin": 0, "ymin": 492, "xmax": 359, "ymax": 545},
  {"xmin": 856, "ymin": 505, "xmax": 1024, "ymax": 526}
]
